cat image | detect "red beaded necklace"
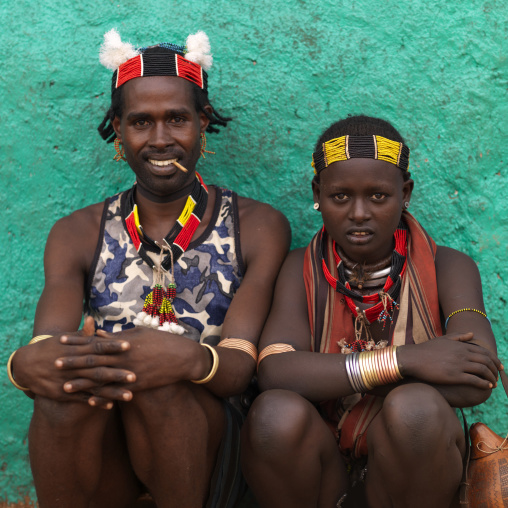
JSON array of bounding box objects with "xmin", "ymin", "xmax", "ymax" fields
[{"xmin": 320, "ymin": 220, "xmax": 408, "ymax": 326}]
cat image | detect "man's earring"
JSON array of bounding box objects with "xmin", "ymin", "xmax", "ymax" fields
[
  {"xmin": 313, "ymin": 203, "xmax": 320, "ymax": 211},
  {"xmin": 113, "ymin": 138, "xmax": 126, "ymax": 162},
  {"xmin": 200, "ymin": 133, "xmax": 215, "ymax": 158}
]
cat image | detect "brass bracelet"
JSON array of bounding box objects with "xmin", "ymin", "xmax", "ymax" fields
[
  {"xmin": 191, "ymin": 344, "xmax": 219, "ymax": 384},
  {"xmin": 257, "ymin": 343, "xmax": 296, "ymax": 368},
  {"xmin": 217, "ymin": 338, "xmax": 258, "ymax": 362},
  {"xmin": 28, "ymin": 335, "xmax": 53, "ymax": 345},
  {"xmin": 392, "ymin": 345, "xmax": 403, "ymax": 380},
  {"xmin": 7, "ymin": 351, "xmax": 29, "ymax": 391}
]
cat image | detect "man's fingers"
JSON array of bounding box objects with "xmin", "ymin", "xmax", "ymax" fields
[
  {"xmin": 92, "ymin": 339, "xmax": 130, "ymax": 354},
  {"xmin": 60, "ymin": 334, "xmax": 93, "ymax": 345},
  {"xmin": 58, "ymin": 336, "xmax": 129, "ymax": 354},
  {"xmin": 61, "ymin": 369, "xmax": 136, "ymax": 391},
  {"xmin": 88, "ymin": 386, "xmax": 133, "ymax": 402},
  {"xmin": 96, "ymin": 329, "xmax": 114, "ymax": 339},
  {"xmin": 82, "ymin": 316, "xmax": 95, "ymax": 336},
  {"xmin": 88, "ymin": 396, "xmax": 114, "ymax": 410}
]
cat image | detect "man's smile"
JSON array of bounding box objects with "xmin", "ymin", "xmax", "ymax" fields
[{"xmin": 148, "ymin": 158, "xmax": 178, "ymax": 167}]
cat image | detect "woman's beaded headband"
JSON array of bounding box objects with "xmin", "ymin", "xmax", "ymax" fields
[
  {"xmin": 311, "ymin": 135, "xmax": 410, "ymax": 174},
  {"xmin": 99, "ymin": 29, "xmax": 212, "ymax": 92}
]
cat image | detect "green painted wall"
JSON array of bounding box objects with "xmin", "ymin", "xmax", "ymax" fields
[{"xmin": 1, "ymin": 0, "xmax": 506, "ymax": 502}]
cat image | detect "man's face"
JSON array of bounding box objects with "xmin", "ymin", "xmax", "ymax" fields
[
  {"xmin": 313, "ymin": 158, "xmax": 413, "ymax": 265},
  {"xmin": 113, "ymin": 76, "xmax": 209, "ymax": 197}
]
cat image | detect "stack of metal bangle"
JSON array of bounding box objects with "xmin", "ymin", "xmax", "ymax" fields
[{"xmin": 345, "ymin": 345, "xmax": 403, "ymax": 393}]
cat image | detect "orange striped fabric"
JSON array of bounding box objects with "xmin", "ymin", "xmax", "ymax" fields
[{"xmin": 303, "ymin": 211, "xmax": 442, "ymax": 459}]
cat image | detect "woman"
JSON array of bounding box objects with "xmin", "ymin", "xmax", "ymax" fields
[{"xmin": 241, "ymin": 116, "xmax": 500, "ymax": 508}]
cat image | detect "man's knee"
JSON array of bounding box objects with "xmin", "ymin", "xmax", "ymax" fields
[
  {"xmin": 243, "ymin": 389, "xmax": 318, "ymax": 458},
  {"xmin": 33, "ymin": 396, "xmax": 100, "ymax": 432}
]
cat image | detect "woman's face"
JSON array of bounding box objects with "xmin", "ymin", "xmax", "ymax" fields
[{"xmin": 313, "ymin": 158, "xmax": 413, "ymax": 264}]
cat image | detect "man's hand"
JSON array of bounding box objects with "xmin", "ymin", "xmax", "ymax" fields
[
  {"xmin": 57, "ymin": 325, "xmax": 210, "ymax": 406},
  {"xmin": 14, "ymin": 317, "xmax": 136, "ymax": 407}
]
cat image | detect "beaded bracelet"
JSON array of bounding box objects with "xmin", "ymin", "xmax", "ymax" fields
[
  {"xmin": 191, "ymin": 344, "xmax": 219, "ymax": 384},
  {"xmin": 345, "ymin": 346, "xmax": 403, "ymax": 394},
  {"xmin": 445, "ymin": 308, "xmax": 491, "ymax": 331},
  {"xmin": 217, "ymin": 338, "xmax": 258, "ymax": 362}
]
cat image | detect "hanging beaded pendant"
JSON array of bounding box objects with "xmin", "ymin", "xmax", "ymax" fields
[{"xmin": 123, "ymin": 173, "xmax": 209, "ymax": 334}]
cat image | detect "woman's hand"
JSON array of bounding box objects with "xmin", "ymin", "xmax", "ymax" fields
[{"xmin": 397, "ymin": 333, "xmax": 502, "ymax": 390}]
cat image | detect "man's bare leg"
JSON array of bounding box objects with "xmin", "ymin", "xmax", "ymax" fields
[
  {"xmin": 241, "ymin": 389, "xmax": 348, "ymax": 508},
  {"xmin": 29, "ymin": 397, "xmax": 141, "ymax": 508},
  {"xmin": 366, "ymin": 384, "xmax": 465, "ymax": 508},
  {"xmin": 120, "ymin": 382, "xmax": 225, "ymax": 508}
]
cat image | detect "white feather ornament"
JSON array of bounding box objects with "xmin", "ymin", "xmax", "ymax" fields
[
  {"xmin": 99, "ymin": 29, "xmax": 139, "ymax": 71},
  {"xmin": 185, "ymin": 31, "xmax": 213, "ymax": 71}
]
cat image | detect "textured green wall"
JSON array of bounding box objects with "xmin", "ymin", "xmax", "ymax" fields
[{"xmin": 1, "ymin": 0, "xmax": 506, "ymax": 502}]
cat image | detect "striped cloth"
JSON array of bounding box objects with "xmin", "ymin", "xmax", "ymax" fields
[{"xmin": 303, "ymin": 212, "xmax": 442, "ymax": 460}]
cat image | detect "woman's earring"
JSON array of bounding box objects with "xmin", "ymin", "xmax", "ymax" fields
[
  {"xmin": 404, "ymin": 201, "xmax": 410, "ymax": 209},
  {"xmin": 313, "ymin": 203, "xmax": 320, "ymax": 211}
]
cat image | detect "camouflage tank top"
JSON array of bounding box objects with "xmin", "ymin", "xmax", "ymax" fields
[{"xmin": 85, "ymin": 186, "xmax": 244, "ymax": 344}]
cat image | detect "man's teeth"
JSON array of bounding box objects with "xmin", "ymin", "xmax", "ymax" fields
[{"xmin": 149, "ymin": 159, "xmax": 177, "ymax": 167}]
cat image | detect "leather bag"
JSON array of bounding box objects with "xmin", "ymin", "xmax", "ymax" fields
[{"xmin": 460, "ymin": 369, "xmax": 508, "ymax": 507}]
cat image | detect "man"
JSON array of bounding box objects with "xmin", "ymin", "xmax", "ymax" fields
[{"xmin": 8, "ymin": 29, "xmax": 290, "ymax": 508}]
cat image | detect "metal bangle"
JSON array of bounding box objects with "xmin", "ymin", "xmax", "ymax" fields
[
  {"xmin": 191, "ymin": 344, "xmax": 219, "ymax": 384},
  {"xmin": 7, "ymin": 351, "xmax": 29, "ymax": 391}
]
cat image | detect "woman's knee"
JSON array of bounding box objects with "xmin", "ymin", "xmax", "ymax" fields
[
  {"xmin": 243, "ymin": 389, "xmax": 319, "ymax": 458},
  {"xmin": 373, "ymin": 384, "xmax": 461, "ymax": 453}
]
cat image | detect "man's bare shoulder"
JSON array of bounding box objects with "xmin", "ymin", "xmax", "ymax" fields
[
  {"xmin": 46, "ymin": 201, "xmax": 105, "ymax": 271},
  {"xmin": 235, "ymin": 194, "xmax": 291, "ymax": 272},
  {"xmin": 51, "ymin": 201, "xmax": 104, "ymax": 239},
  {"xmin": 236, "ymin": 195, "xmax": 290, "ymax": 234}
]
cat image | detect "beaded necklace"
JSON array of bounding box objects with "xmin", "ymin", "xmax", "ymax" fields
[
  {"xmin": 122, "ymin": 172, "xmax": 208, "ymax": 334},
  {"xmin": 320, "ymin": 220, "xmax": 408, "ymax": 331}
]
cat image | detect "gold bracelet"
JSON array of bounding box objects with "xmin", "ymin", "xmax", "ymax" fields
[
  {"xmin": 217, "ymin": 338, "xmax": 258, "ymax": 362},
  {"xmin": 28, "ymin": 335, "xmax": 53, "ymax": 345},
  {"xmin": 191, "ymin": 344, "xmax": 219, "ymax": 384},
  {"xmin": 7, "ymin": 351, "xmax": 29, "ymax": 391},
  {"xmin": 392, "ymin": 345, "xmax": 403, "ymax": 380},
  {"xmin": 257, "ymin": 343, "xmax": 296, "ymax": 368}
]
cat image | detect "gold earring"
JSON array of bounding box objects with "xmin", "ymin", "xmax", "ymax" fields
[
  {"xmin": 113, "ymin": 138, "xmax": 126, "ymax": 162},
  {"xmin": 200, "ymin": 133, "xmax": 215, "ymax": 159}
]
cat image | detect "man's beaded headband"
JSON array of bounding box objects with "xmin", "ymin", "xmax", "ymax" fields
[
  {"xmin": 99, "ymin": 29, "xmax": 212, "ymax": 92},
  {"xmin": 312, "ymin": 135, "xmax": 410, "ymax": 174}
]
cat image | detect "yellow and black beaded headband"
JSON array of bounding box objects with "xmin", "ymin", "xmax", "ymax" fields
[{"xmin": 311, "ymin": 135, "xmax": 410, "ymax": 174}]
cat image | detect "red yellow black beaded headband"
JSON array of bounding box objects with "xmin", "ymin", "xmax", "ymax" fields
[
  {"xmin": 99, "ymin": 29, "xmax": 212, "ymax": 92},
  {"xmin": 312, "ymin": 135, "xmax": 410, "ymax": 174}
]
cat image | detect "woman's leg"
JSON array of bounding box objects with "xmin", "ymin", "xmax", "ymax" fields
[
  {"xmin": 241, "ymin": 389, "xmax": 348, "ymax": 508},
  {"xmin": 365, "ymin": 384, "xmax": 465, "ymax": 508}
]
